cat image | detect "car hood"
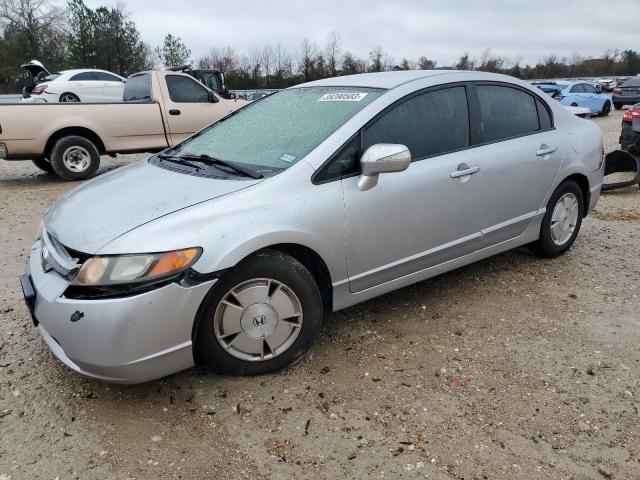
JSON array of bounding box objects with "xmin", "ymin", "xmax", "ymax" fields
[{"xmin": 45, "ymin": 160, "xmax": 263, "ymax": 253}]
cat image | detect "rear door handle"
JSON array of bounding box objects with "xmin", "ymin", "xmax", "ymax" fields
[
  {"xmin": 450, "ymin": 165, "xmax": 480, "ymax": 179},
  {"xmin": 536, "ymin": 144, "xmax": 557, "ymax": 156},
  {"xmin": 169, "ymin": 109, "xmax": 181, "ymax": 116}
]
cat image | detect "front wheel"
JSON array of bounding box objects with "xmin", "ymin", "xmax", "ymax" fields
[
  {"xmin": 195, "ymin": 250, "xmax": 323, "ymax": 375},
  {"xmin": 49, "ymin": 136, "xmax": 100, "ymax": 181},
  {"xmin": 529, "ymin": 180, "xmax": 584, "ymax": 258},
  {"xmin": 601, "ymin": 101, "xmax": 611, "ymax": 116}
]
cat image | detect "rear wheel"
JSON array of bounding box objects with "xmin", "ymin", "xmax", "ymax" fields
[
  {"xmin": 530, "ymin": 180, "xmax": 584, "ymax": 258},
  {"xmin": 601, "ymin": 101, "xmax": 611, "ymax": 116},
  {"xmin": 195, "ymin": 250, "xmax": 323, "ymax": 375},
  {"xmin": 59, "ymin": 93, "xmax": 80, "ymax": 103},
  {"xmin": 31, "ymin": 157, "xmax": 54, "ymax": 173},
  {"xmin": 49, "ymin": 136, "xmax": 100, "ymax": 181},
  {"xmin": 614, "ymin": 103, "xmax": 623, "ymax": 110}
]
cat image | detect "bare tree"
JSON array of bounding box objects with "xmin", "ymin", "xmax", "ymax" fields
[
  {"xmin": 325, "ymin": 30, "xmax": 341, "ymax": 76},
  {"xmin": 299, "ymin": 37, "xmax": 319, "ymax": 81}
]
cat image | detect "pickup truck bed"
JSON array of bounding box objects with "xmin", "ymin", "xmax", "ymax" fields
[{"xmin": 0, "ymin": 70, "xmax": 245, "ymax": 180}]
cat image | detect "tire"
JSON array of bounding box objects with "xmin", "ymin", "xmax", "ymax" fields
[
  {"xmin": 31, "ymin": 157, "xmax": 54, "ymax": 173},
  {"xmin": 49, "ymin": 136, "xmax": 100, "ymax": 181},
  {"xmin": 614, "ymin": 103, "xmax": 623, "ymax": 110},
  {"xmin": 570, "ymin": 103, "xmax": 578, "ymax": 107},
  {"xmin": 601, "ymin": 101, "xmax": 611, "ymax": 116},
  {"xmin": 195, "ymin": 250, "xmax": 323, "ymax": 376},
  {"xmin": 59, "ymin": 93, "xmax": 80, "ymax": 103},
  {"xmin": 529, "ymin": 180, "xmax": 584, "ymax": 258}
]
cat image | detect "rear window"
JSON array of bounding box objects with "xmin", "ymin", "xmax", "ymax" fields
[
  {"xmin": 123, "ymin": 74, "xmax": 151, "ymax": 102},
  {"xmin": 41, "ymin": 74, "xmax": 61, "ymax": 82},
  {"xmin": 622, "ymin": 78, "xmax": 640, "ymax": 87},
  {"xmin": 476, "ymin": 85, "xmax": 539, "ymax": 143}
]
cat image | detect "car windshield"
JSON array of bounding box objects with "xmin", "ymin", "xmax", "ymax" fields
[{"xmin": 172, "ymin": 86, "xmax": 384, "ymax": 169}]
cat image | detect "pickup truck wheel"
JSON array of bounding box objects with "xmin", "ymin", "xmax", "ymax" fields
[
  {"xmin": 50, "ymin": 136, "xmax": 100, "ymax": 181},
  {"xmin": 195, "ymin": 250, "xmax": 323, "ymax": 375},
  {"xmin": 31, "ymin": 157, "xmax": 54, "ymax": 173}
]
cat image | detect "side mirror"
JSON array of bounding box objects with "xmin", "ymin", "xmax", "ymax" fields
[{"xmin": 357, "ymin": 143, "xmax": 411, "ymax": 191}]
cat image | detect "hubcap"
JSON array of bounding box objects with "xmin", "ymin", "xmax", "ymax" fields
[
  {"xmin": 60, "ymin": 94, "xmax": 78, "ymax": 102},
  {"xmin": 550, "ymin": 193, "xmax": 579, "ymax": 246},
  {"xmin": 213, "ymin": 278, "xmax": 303, "ymax": 361},
  {"xmin": 62, "ymin": 146, "xmax": 90, "ymax": 173}
]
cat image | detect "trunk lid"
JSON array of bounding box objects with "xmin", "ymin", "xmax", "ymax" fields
[
  {"xmin": 21, "ymin": 60, "xmax": 50, "ymax": 79},
  {"xmin": 44, "ymin": 159, "xmax": 263, "ymax": 254}
]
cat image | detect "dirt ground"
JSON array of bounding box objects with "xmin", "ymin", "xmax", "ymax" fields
[{"xmin": 1, "ymin": 108, "xmax": 639, "ymax": 480}]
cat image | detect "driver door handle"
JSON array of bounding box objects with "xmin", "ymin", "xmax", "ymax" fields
[
  {"xmin": 536, "ymin": 144, "xmax": 557, "ymax": 156},
  {"xmin": 169, "ymin": 109, "xmax": 181, "ymax": 116}
]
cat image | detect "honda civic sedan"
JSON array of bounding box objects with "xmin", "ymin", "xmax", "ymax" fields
[{"xmin": 21, "ymin": 70, "xmax": 605, "ymax": 383}]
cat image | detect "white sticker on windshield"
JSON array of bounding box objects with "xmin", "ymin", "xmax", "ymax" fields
[
  {"xmin": 280, "ymin": 153, "xmax": 297, "ymax": 163},
  {"xmin": 319, "ymin": 92, "xmax": 368, "ymax": 102}
]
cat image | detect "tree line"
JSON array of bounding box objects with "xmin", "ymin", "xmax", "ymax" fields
[{"xmin": 1, "ymin": 0, "xmax": 639, "ymax": 94}]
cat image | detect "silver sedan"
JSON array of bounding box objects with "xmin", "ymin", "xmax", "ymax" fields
[{"xmin": 22, "ymin": 70, "xmax": 605, "ymax": 383}]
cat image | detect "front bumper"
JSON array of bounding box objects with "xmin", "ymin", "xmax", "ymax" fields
[{"xmin": 26, "ymin": 240, "xmax": 216, "ymax": 383}]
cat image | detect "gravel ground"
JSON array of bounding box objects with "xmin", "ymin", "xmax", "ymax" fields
[{"xmin": 0, "ymin": 108, "xmax": 639, "ymax": 480}]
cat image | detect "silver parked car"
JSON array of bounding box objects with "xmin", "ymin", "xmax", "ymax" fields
[{"xmin": 21, "ymin": 71, "xmax": 605, "ymax": 383}]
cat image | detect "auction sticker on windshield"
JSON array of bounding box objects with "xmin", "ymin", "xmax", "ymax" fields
[{"xmin": 319, "ymin": 92, "xmax": 368, "ymax": 102}]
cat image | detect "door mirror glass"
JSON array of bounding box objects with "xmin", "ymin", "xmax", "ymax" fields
[{"xmin": 357, "ymin": 143, "xmax": 411, "ymax": 191}]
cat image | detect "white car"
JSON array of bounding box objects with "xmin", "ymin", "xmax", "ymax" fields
[{"xmin": 21, "ymin": 60, "xmax": 125, "ymax": 103}]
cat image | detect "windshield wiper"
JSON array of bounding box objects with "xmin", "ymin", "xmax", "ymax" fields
[
  {"xmin": 178, "ymin": 154, "xmax": 263, "ymax": 179},
  {"xmin": 156, "ymin": 154, "xmax": 203, "ymax": 170}
]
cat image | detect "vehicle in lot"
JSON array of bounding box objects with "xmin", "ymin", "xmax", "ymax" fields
[
  {"xmin": 620, "ymin": 103, "xmax": 640, "ymax": 154},
  {"xmin": 21, "ymin": 70, "xmax": 604, "ymax": 383},
  {"xmin": 612, "ymin": 78, "xmax": 640, "ymax": 110},
  {"xmin": 0, "ymin": 70, "xmax": 246, "ymax": 180},
  {"xmin": 21, "ymin": 60, "xmax": 125, "ymax": 103},
  {"xmin": 595, "ymin": 78, "xmax": 617, "ymax": 92},
  {"xmin": 169, "ymin": 65, "xmax": 233, "ymax": 99},
  {"xmin": 533, "ymin": 81, "xmax": 611, "ymax": 116}
]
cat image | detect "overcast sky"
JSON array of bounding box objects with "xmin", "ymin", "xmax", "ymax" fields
[{"xmin": 84, "ymin": 0, "xmax": 640, "ymax": 67}]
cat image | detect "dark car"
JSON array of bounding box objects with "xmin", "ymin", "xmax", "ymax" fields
[
  {"xmin": 613, "ymin": 78, "xmax": 640, "ymax": 110},
  {"xmin": 620, "ymin": 103, "xmax": 640, "ymax": 154}
]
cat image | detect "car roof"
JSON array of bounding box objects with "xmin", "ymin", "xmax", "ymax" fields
[
  {"xmin": 292, "ymin": 70, "xmax": 460, "ymax": 90},
  {"xmin": 59, "ymin": 69, "xmax": 122, "ymax": 76}
]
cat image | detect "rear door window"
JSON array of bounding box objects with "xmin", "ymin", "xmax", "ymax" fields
[
  {"xmin": 570, "ymin": 84, "xmax": 585, "ymax": 93},
  {"xmin": 94, "ymin": 72, "xmax": 123, "ymax": 82},
  {"xmin": 166, "ymin": 75, "xmax": 209, "ymax": 102},
  {"xmin": 363, "ymin": 86, "xmax": 470, "ymax": 160},
  {"xmin": 475, "ymin": 85, "xmax": 540, "ymax": 143},
  {"xmin": 70, "ymin": 72, "xmax": 98, "ymax": 81}
]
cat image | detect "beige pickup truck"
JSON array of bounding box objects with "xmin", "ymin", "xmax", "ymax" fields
[{"xmin": 0, "ymin": 70, "xmax": 246, "ymax": 180}]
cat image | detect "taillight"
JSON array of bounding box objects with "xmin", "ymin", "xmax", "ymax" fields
[
  {"xmin": 613, "ymin": 88, "xmax": 622, "ymax": 94},
  {"xmin": 623, "ymin": 109, "xmax": 640, "ymax": 123},
  {"xmin": 31, "ymin": 84, "xmax": 48, "ymax": 94}
]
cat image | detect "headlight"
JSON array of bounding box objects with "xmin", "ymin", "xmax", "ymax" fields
[
  {"xmin": 34, "ymin": 221, "xmax": 43, "ymax": 242},
  {"xmin": 72, "ymin": 247, "xmax": 201, "ymax": 286}
]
